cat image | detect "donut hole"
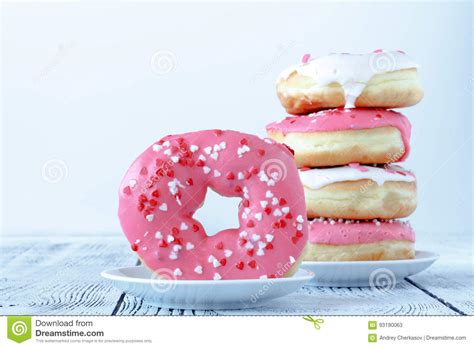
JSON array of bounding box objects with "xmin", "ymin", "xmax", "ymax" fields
[{"xmin": 193, "ymin": 188, "xmax": 241, "ymax": 237}]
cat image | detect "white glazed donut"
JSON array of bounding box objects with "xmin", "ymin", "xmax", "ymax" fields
[
  {"xmin": 300, "ymin": 164, "xmax": 417, "ymax": 220},
  {"xmin": 277, "ymin": 50, "xmax": 423, "ymax": 114}
]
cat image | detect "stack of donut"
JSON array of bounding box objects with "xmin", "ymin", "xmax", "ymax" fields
[{"xmin": 266, "ymin": 50, "xmax": 423, "ymax": 261}]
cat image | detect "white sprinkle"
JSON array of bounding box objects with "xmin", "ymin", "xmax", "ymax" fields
[
  {"xmin": 213, "ymin": 144, "xmax": 221, "ymax": 152},
  {"xmin": 267, "ymin": 179, "xmax": 276, "ymax": 186},
  {"xmin": 256, "ymin": 249, "xmax": 265, "ymax": 256},
  {"xmin": 169, "ymin": 251, "xmax": 178, "ymax": 260},
  {"xmin": 265, "ymin": 234, "xmax": 274, "ymax": 242},
  {"xmin": 214, "ymin": 169, "xmax": 221, "ymax": 177},
  {"xmin": 159, "ymin": 203, "xmax": 168, "ymax": 211},
  {"xmin": 173, "ymin": 268, "xmax": 182, "ymax": 276},
  {"xmin": 163, "ymin": 149, "xmax": 172, "ymax": 156},
  {"xmin": 273, "ymin": 208, "xmax": 282, "ymax": 217},
  {"xmin": 155, "ymin": 231, "xmax": 163, "ymax": 239},
  {"xmin": 237, "ymin": 145, "xmax": 250, "ymax": 156},
  {"xmin": 143, "ymin": 231, "xmax": 149, "ymax": 237},
  {"xmin": 265, "ymin": 190, "xmax": 274, "ymax": 198},
  {"xmin": 146, "ymin": 214, "xmax": 154, "ymax": 222},
  {"xmin": 224, "ymin": 249, "xmax": 233, "ymax": 257},
  {"xmin": 251, "ymin": 234, "xmax": 260, "ymax": 241},
  {"xmin": 281, "ymin": 207, "xmax": 290, "ymax": 213},
  {"xmin": 296, "ymin": 215, "xmax": 304, "ymax": 223},
  {"xmin": 128, "ymin": 179, "xmax": 137, "ymax": 188},
  {"xmin": 296, "ymin": 224, "xmax": 303, "ymax": 231},
  {"xmin": 260, "ymin": 201, "xmax": 268, "ymax": 208},
  {"xmin": 259, "ymin": 275, "xmax": 268, "ymax": 279},
  {"xmin": 213, "ymin": 273, "xmax": 222, "ymax": 280},
  {"xmin": 198, "ymin": 154, "xmax": 206, "ymax": 161},
  {"xmin": 180, "ymin": 222, "xmax": 189, "ymax": 230},
  {"xmin": 212, "ymin": 259, "xmax": 221, "ymax": 268},
  {"xmin": 167, "ymin": 235, "xmax": 175, "ymax": 243},
  {"xmin": 170, "ymin": 156, "xmax": 179, "ymax": 163},
  {"xmin": 271, "ymin": 197, "xmax": 279, "ymax": 206},
  {"xmin": 190, "ymin": 145, "xmax": 199, "ymax": 152},
  {"xmin": 289, "ymin": 256, "xmax": 296, "ymax": 264},
  {"xmin": 135, "ymin": 239, "xmax": 141, "ymax": 244},
  {"xmin": 258, "ymin": 241, "xmax": 266, "ymax": 249},
  {"xmin": 194, "ymin": 265, "xmax": 203, "ymax": 274},
  {"xmin": 210, "ymin": 152, "xmax": 219, "ymax": 160},
  {"xmin": 204, "ymin": 146, "xmax": 212, "ymax": 155},
  {"xmin": 172, "ymin": 245, "xmax": 182, "ymax": 252},
  {"xmin": 203, "ymin": 166, "xmax": 211, "ymax": 174},
  {"xmin": 219, "ymin": 141, "xmax": 226, "ymax": 149},
  {"xmin": 152, "ymin": 144, "xmax": 162, "ymax": 152},
  {"xmin": 329, "ymin": 220, "xmax": 336, "ymax": 225},
  {"xmin": 186, "ymin": 242, "xmax": 194, "ymax": 250},
  {"xmin": 208, "ymin": 255, "xmax": 216, "ymax": 263},
  {"xmin": 237, "ymin": 172, "xmax": 244, "ymax": 180},
  {"xmin": 142, "ymin": 246, "xmax": 147, "ymax": 251},
  {"xmin": 245, "ymin": 241, "xmax": 254, "ymax": 249},
  {"xmin": 162, "ymin": 141, "xmax": 170, "ymax": 147},
  {"xmin": 254, "ymin": 212, "xmax": 263, "ymax": 221},
  {"xmin": 239, "ymin": 231, "xmax": 248, "ymax": 238}
]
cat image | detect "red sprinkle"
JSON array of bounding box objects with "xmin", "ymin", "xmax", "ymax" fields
[
  {"xmin": 265, "ymin": 243, "xmax": 274, "ymax": 250},
  {"xmin": 171, "ymin": 227, "xmax": 180, "ymax": 237},
  {"xmin": 246, "ymin": 220, "xmax": 255, "ymax": 228},
  {"xmin": 246, "ymin": 249, "xmax": 254, "ymax": 257},
  {"xmin": 236, "ymin": 261, "xmax": 244, "ymax": 270},
  {"xmin": 196, "ymin": 160, "xmax": 205, "ymax": 167},
  {"xmin": 242, "ymin": 199, "xmax": 250, "ymax": 208},
  {"xmin": 123, "ymin": 186, "xmax": 132, "ymax": 195},
  {"xmin": 192, "ymin": 224, "xmax": 200, "ymax": 232},
  {"xmin": 264, "ymin": 207, "xmax": 272, "ymax": 215},
  {"xmin": 239, "ymin": 138, "xmax": 248, "ymax": 145},
  {"xmin": 291, "ymin": 236, "xmax": 299, "ymax": 244},
  {"xmin": 249, "ymin": 166, "xmax": 259, "ymax": 175},
  {"xmin": 159, "ymin": 240, "xmax": 168, "ymax": 248},
  {"xmin": 248, "ymin": 260, "xmax": 257, "ymax": 269},
  {"xmin": 215, "ymin": 241, "xmax": 224, "ymax": 250},
  {"xmin": 234, "ymin": 185, "xmax": 243, "ymax": 193},
  {"xmin": 149, "ymin": 199, "xmax": 157, "ymax": 206},
  {"xmin": 214, "ymin": 129, "xmax": 223, "ymax": 136},
  {"xmin": 239, "ymin": 238, "xmax": 248, "ymax": 246},
  {"xmin": 131, "ymin": 243, "xmax": 139, "ymax": 252},
  {"xmin": 140, "ymin": 167, "xmax": 148, "ymax": 175},
  {"xmin": 138, "ymin": 194, "xmax": 148, "ymax": 203},
  {"xmin": 279, "ymin": 198, "xmax": 287, "ymax": 206},
  {"xmin": 226, "ymin": 171, "xmax": 235, "ymax": 180},
  {"xmin": 301, "ymin": 53, "xmax": 311, "ymax": 63},
  {"xmin": 257, "ymin": 149, "xmax": 265, "ymax": 156},
  {"xmin": 295, "ymin": 231, "xmax": 304, "ymax": 238},
  {"xmin": 285, "ymin": 212, "xmax": 293, "ymax": 219},
  {"xmin": 186, "ymin": 178, "xmax": 194, "ymax": 186},
  {"xmin": 220, "ymin": 258, "xmax": 227, "ymax": 266},
  {"xmin": 152, "ymin": 190, "xmax": 160, "ymax": 198},
  {"xmin": 166, "ymin": 170, "xmax": 174, "ymax": 177}
]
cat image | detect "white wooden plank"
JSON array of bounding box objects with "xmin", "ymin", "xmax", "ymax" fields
[
  {"xmin": 407, "ymin": 238, "xmax": 473, "ymax": 314},
  {"xmin": 0, "ymin": 236, "xmax": 135, "ymax": 315}
]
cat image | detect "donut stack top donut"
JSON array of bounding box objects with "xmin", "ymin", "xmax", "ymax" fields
[{"xmin": 278, "ymin": 50, "xmax": 419, "ymax": 109}]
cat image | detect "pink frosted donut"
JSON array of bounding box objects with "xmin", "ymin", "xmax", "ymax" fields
[
  {"xmin": 304, "ymin": 218, "xmax": 415, "ymax": 261},
  {"xmin": 118, "ymin": 130, "xmax": 308, "ymax": 280},
  {"xmin": 267, "ymin": 108, "xmax": 412, "ymax": 167}
]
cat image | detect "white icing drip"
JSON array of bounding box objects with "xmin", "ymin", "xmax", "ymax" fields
[
  {"xmin": 279, "ymin": 51, "xmax": 419, "ymax": 108},
  {"xmin": 299, "ymin": 165, "xmax": 415, "ymax": 190}
]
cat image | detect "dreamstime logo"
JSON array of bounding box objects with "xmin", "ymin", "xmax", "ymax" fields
[
  {"xmin": 261, "ymin": 159, "xmax": 287, "ymax": 183},
  {"xmin": 150, "ymin": 50, "xmax": 177, "ymax": 75},
  {"xmin": 369, "ymin": 268, "xmax": 397, "ymax": 293},
  {"xmin": 150, "ymin": 268, "xmax": 178, "ymax": 293},
  {"xmin": 41, "ymin": 159, "xmax": 69, "ymax": 184},
  {"xmin": 369, "ymin": 51, "xmax": 396, "ymax": 74},
  {"xmin": 7, "ymin": 316, "xmax": 32, "ymax": 343}
]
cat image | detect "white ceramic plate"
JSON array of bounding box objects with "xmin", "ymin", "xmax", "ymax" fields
[
  {"xmin": 101, "ymin": 266, "xmax": 314, "ymax": 310},
  {"xmin": 301, "ymin": 250, "xmax": 439, "ymax": 287}
]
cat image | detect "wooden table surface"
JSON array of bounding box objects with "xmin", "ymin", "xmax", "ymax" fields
[{"xmin": 1, "ymin": 233, "xmax": 472, "ymax": 316}]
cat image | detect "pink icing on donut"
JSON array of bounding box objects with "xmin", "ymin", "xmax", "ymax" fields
[
  {"xmin": 118, "ymin": 130, "xmax": 308, "ymax": 280},
  {"xmin": 308, "ymin": 218, "xmax": 415, "ymax": 245},
  {"xmin": 266, "ymin": 108, "xmax": 412, "ymax": 161}
]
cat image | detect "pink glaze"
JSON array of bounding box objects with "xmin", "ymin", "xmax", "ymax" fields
[
  {"xmin": 118, "ymin": 130, "xmax": 308, "ymax": 280},
  {"xmin": 308, "ymin": 218, "xmax": 415, "ymax": 245},
  {"xmin": 266, "ymin": 108, "xmax": 412, "ymax": 161}
]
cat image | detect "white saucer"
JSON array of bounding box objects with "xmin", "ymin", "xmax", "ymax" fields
[
  {"xmin": 101, "ymin": 266, "xmax": 314, "ymax": 310},
  {"xmin": 301, "ymin": 250, "xmax": 439, "ymax": 287}
]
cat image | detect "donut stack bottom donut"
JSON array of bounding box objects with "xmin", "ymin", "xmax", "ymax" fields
[
  {"xmin": 304, "ymin": 218, "xmax": 415, "ymax": 261},
  {"xmin": 265, "ymin": 50, "xmax": 423, "ymax": 261}
]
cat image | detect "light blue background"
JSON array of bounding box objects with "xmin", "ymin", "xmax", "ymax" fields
[{"xmin": 1, "ymin": 1, "xmax": 472, "ymax": 248}]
